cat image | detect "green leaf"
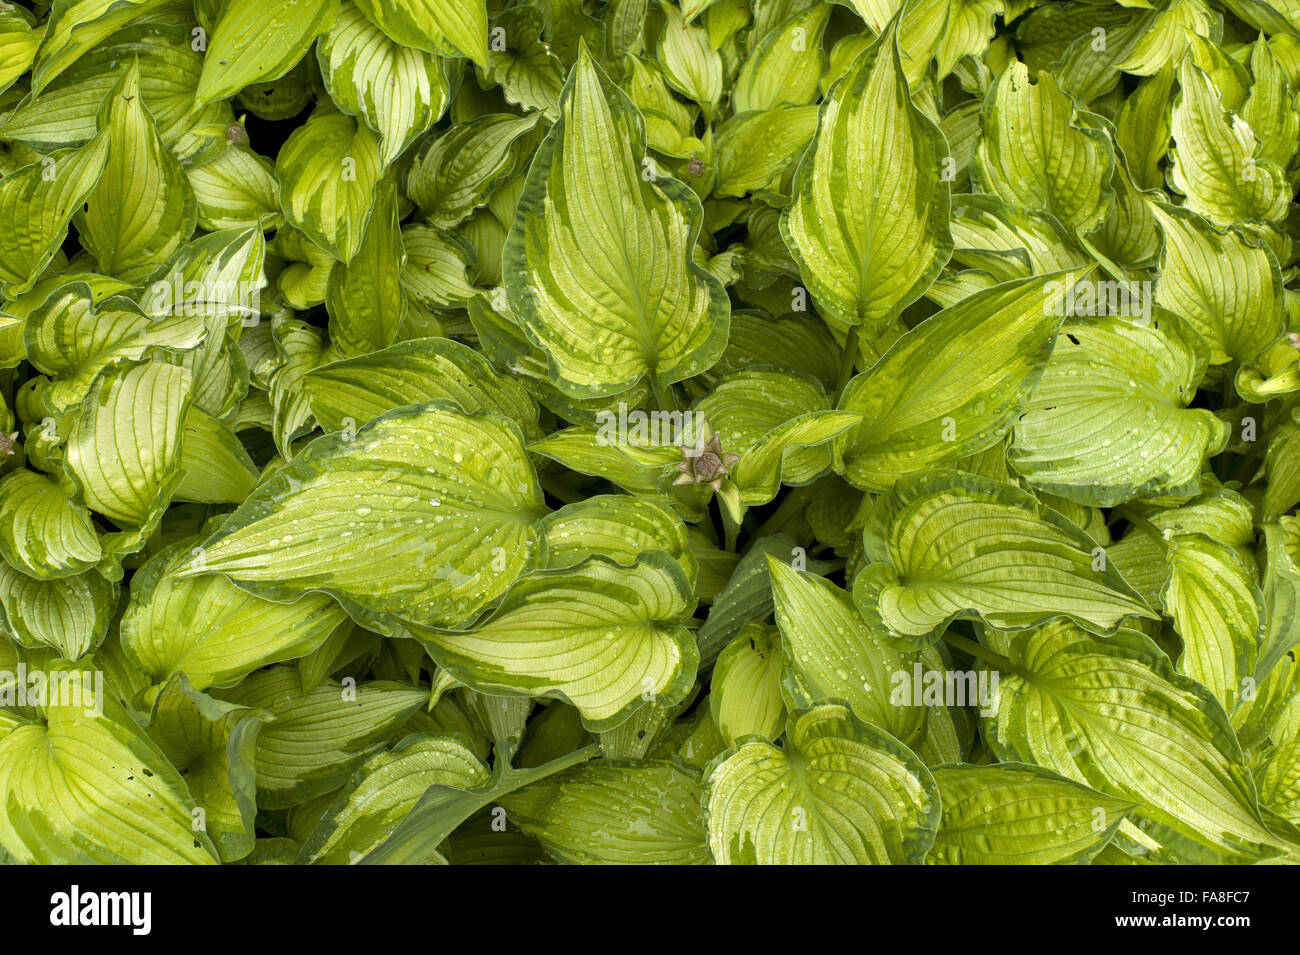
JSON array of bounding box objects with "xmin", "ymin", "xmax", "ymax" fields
[
  {"xmin": 29, "ymin": 0, "xmax": 170, "ymax": 95},
  {"xmin": 219, "ymin": 666, "xmax": 427, "ymax": 809},
  {"xmin": 1162, "ymin": 534, "xmax": 1262, "ymax": 715},
  {"xmin": 541, "ymin": 495, "xmax": 697, "ymax": 581},
  {"xmin": 275, "ymin": 106, "xmax": 383, "ymax": 263},
  {"xmin": 0, "ymin": 133, "xmax": 109, "ymax": 295},
  {"xmin": 710, "ymin": 622, "xmax": 786, "ymax": 745},
  {"xmin": 928, "ymin": 763, "xmax": 1134, "ymax": 865},
  {"xmin": 0, "ymin": 687, "xmax": 219, "ymax": 864},
  {"xmin": 837, "ymin": 270, "xmax": 1087, "ymax": 491},
  {"xmin": 0, "ymin": 561, "xmax": 116, "ymax": 659},
  {"xmin": 781, "ymin": 19, "xmax": 951, "ymax": 333},
  {"xmin": 412, "ymin": 552, "xmax": 699, "ymax": 731},
  {"xmin": 657, "ymin": 1, "xmax": 723, "ymax": 110},
  {"xmin": 175, "ymin": 407, "xmax": 261, "ymax": 505},
  {"xmin": 187, "ymin": 146, "xmax": 283, "ymax": 232},
  {"xmin": 703, "ymin": 702, "xmax": 939, "ymax": 864},
  {"xmin": 0, "ymin": 469, "xmax": 102, "ymax": 579},
  {"xmin": 176, "ymin": 402, "xmax": 546, "ymax": 633},
  {"xmin": 856, "ymin": 469, "xmax": 1154, "ymax": 639},
  {"xmin": 482, "ymin": 6, "xmax": 564, "ymax": 118},
  {"xmin": 325, "ymin": 181, "xmax": 407, "ymax": 357},
  {"xmin": 196, "ymin": 0, "xmax": 341, "ymax": 106},
  {"xmin": 500, "ymin": 757, "xmax": 711, "ymax": 863},
  {"xmin": 64, "ymin": 359, "xmax": 193, "ymax": 529},
  {"xmin": 713, "ymin": 105, "xmax": 819, "ymax": 198},
  {"xmin": 1009, "ymin": 314, "xmax": 1230, "ymax": 506},
  {"xmin": 503, "ymin": 46, "xmax": 729, "ymax": 398},
  {"xmin": 299, "ymin": 732, "xmax": 489, "ymax": 863},
  {"xmin": 1169, "ymin": 58, "xmax": 1290, "ymax": 227},
  {"xmin": 78, "ymin": 61, "xmax": 197, "ymax": 283},
  {"xmin": 972, "ymin": 62, "xmax": 1114, "ymax": 234},
  {"xmin": 352, "ymin": 0, "xmax": 489, "ymax": 65},
  {"xmin": 733, "ymin": 2, "xmax": 830, "ymax": 114},
  {"xmin": 318, "ymin": 3, "xmax": 450, "ymax": 166},
  {"xmin": 988, "ymin": 621, "xmax": 1285, "ymax": 862},
  {"xmin": 121, "ymin": 539, "xmax": 350, "ymax": 694},
  {"xmin": 1257, "ymin": 520, "xmax": 1300, "ymax": 683}
]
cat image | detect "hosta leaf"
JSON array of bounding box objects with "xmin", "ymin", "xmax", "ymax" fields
[
  {"xmin": 541, "ymin": 495, "xmax": 696, "ymax": 581},
  {"xmin": 1257, "ymin": 521, "xmax": 1300, "ymax": 683},
  {"xmin": 299, "ymin": 733, "xmax": 489, "ymax": 864},
  {"xmin": 0, "ymin": 132, "xmax": 108, "ymax": 295},
  {"xmin": 146, "ymin": 675, "xmax": 271, "ymax": 862},
  {"xmin": 326, "ymin": 181, "xmax": 406, "ymax": 357},
  {"xmin": 196, "ymin": 0, "xmax": 341, "ymax": 106},
  {"xmin": 29, "ymin": 0, "xmax": 170, "ymax": 95},
  {"xmin": 856, "ymin": 470, "xmax": 1154, "ymax": 639},
  {"xmin": 121, "ymin": 540, "xmax": 349, "ymax": 694},
  {"xmin": 1009, "ymin": 315, "xmax": 1230, "ymax": 506},
  {"xmin": 0, "ymin": 561, "xmax": 116, "ymax": 659},
  {"xmin": 972, "ymin": 62, "xmax": 1114, "ymax": 234},
  {"xmin": 657, "ymin": 1, "xmax": 723, "ymax": 110},
  {"xmin": 187, "ymin": 146, "xmax": 283, "ymax": 232},
  {"xmin": 1169, "ymin": 58, "xmax": 1289, "ymax": 227},
  {"xmin": 733, "ymin": 2, "xmax": 830, "ymax": 114},
  {"xmin": 303, "ymin": 336, "xmax": 541, "ymax": 442},
  {"xmin": 928, "ymin": 763, "xmax": 1134, "ymax": 865},
  {"xmin": 710, "ymin": 622, "xmax": 786, "ymax": 744},
  {"xmin": 399, "ymin": 224, "xmax": 477, "ymax": 310},
  {"xmin": 176, "ymin": 402, "xmax": 547, "ymax": 633},
  {"xmin": 219, "ymin": 667, "xmax": 427, "ymax": 809},
  {"xmin": 275, "ymin": 107, "xmax": 383, "ymax": 263},
  {"xmin": 703, "ymin": 703, "xmax": 939, "ymax": 865},
  {"xmin": 0, "ymin": 694, "xmax": 218, "ymax": 864},
  {"xmin": 352, "ymin": 0, "xmax": 489, "ymax": 65},
  {"xmin": 503, "ymin": 47, "xmax": 729, "ymax": 399},
  {"xmin": 713, "ymin": 106, "xmax": 819, "ymax": 198},
  {"xmin": 406, "ymin": 113, "xmax": 540, "ymax": 229},
  {"xmin": 781, "ymin": 19, "xmax": 951, "ymax": 333},
  {"xmin": 0, "ymin": 469, "xmax": 102, "ymax": 579},
  {"xmin": 175, "ymin": 407, "xmax": 260, "ymax": 505},
  {"xmin": 837, "ymin": 270, "xmax": 1085, "ymax": 491},
  {"xmin": 988, "ymin": 622, "xmax": 1285, "ymax": 862},
  {"xmin": 0, "ymin": 10, "xmax": 39, "ymax": 96},
  {"xmin": 318, "ymin": 3, "xmax": 451, "ymax": 167},
  {"xmin": 64, "ymin": 359, "xmax": 192, "ymax": 528},
  {"xmin": 1162, "ymin": 534, "xmax": 1262, "ymax": 715},
  {"xmin": 500, "ymin": 758, "xmax": 711, "ymax": 864},
  {"xmin": 482, "ymin": 6, "xmax": 564, "ymax": 118},
  {"xmin": 412, "ymin": 552, "xmax": 699, "ymax": 732},
  {"xmin": 769, "ymin": 559, "xmax": 927, "ymax": 746}
]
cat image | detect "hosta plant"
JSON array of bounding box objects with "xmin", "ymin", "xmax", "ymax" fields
[{"xmin": 0, "ymin": 0, "xmax": 1298, "ymax": 866}]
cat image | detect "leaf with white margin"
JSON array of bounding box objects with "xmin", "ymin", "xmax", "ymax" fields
[
  {"xmin": 499, "ymin": 757, "xmax": 710, "ymax": 864},
  {"xmin": 0, "ymin": 470, "xmax": 101, "ymax": 579},
  {"xmin": 0, "ymin": 132, "xmax": 108, "ymax": 295},
  {"xmin": 217, "ymin": 667, "xmax": 427, "ymax": 809},
  {"xmin": 299, "ymin": 733, "xmax": 489, "ymax": 864},
  {"xmin": 542, "ymin": 495, "xmax": 697, "ymax": 583},
  {"xmin": 503, "ymin": 47, "xmax": 729, "ymax": 399},
  {"xmin": 768, "ymin": 559, "xmax": 927, "ymax": 746},
  {"xmin": 781, "ymin": 19, "xmax": 951, "ymax": 333},
  {"xmin": 733, "ymin": 2, "xmax": 830, "ymax": 114},
  {"xmin": 987, "ymin": 621, "xmax": 1286, "ymax": 862},
  {"xmin": 480, "ymin": 6, "xmax": 564, "ymax": 118},
  {"xmin": 326, "ymin": 181, "xmax": 406, "ymax": 357},
  {"xmin": 64, "ymin": 359, "xmax": 192, "ymax": 529},
  {"xmin": 175, "ymin": 402, "xmax": 547, "ymax": 634},
  {"xmin": 971, "ymin": 61, "xmax": 1114, "ymax": 234},
  {"xmin": 143, "ymin": 226, "xmax": 268, "ymax": 327},
  {"xmin": 703, "ymin": 703, "xmax": 939, "ymax": 865},
  {"xmin": 275, "ymin": 106, "xmax": 383, "ymax": 263},
  {"xmin": 693, "ymin": 368, "xmax": 861, "ymax": 506},
  {"xmin": 1150, "ymin": 203, "xmax": 1283, "ymax": 365},
  {"xmin": 318, "ymin": 3, "xmax": 450, "ymax": 167},
  {"xmin": 1009, "ymin": 314, "xmax": 1229, "ymax": 506},
  {"xmin": 406, "ymin": 113, "xmax": 541, "ymax": 229},
  {"xmin": 1169, "ymin": 58, "xmax": 1289, "ymax": 227},
  {"xmin": 1162, "ymin": 534, "xmax": 1262, "ymax": 715},
  {"xmin": 121, "ymin": 536, "xmax": 349, "ymax": 693},
  {"xmin": 195, "ymin": 0, "xmax": 340, "ymax": 106},
  {"xmin": 24, "ymin": 286, "xmax": 206, "ymax": 414},
  {"xmin": 0, "ymin": 690, "xmax": 218, "ymax": 864},
  {"xmin": 145, "ymin": 674, "xmax": 272, "ymax": 862},
  {"xmin": 303, "ymin": 336, "xmax": 541, "ymax": 442},
  {"xmin": 0, "ymin": 562, "xmax": 116, "ymax": 660},
  {"xmin": 927, "ymin": 762, "xmax": 1134, "ymax": 865},
  {"xmin": 352, "ymin": 0, "xmax": 488, "ymax": 65},
  {"xmin": 187, "ymin": 147, "xmax": 283, "ymax": 232},
  {"xmin": 836, "ymin": 270, "xmax": 1086, "ymax": 492},
  {"xmin": 78, "ymin": 61, "xmax": 197, "ymax": 284},
  {"xmin": 855, "ymin": 469, "xmax": 1154, "ymax": 639},
  {"xmin": 412, "ymin": 553, "xmax": 698, "ymax": 732},
  {"xmin": 710, "ymin": 622, "xmax": 786, "ymax": 745}
]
